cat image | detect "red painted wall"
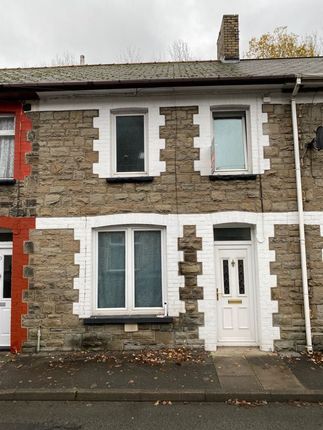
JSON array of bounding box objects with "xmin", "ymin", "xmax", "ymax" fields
[
  {"xmin": 0, "ymin": 103, "xmax": 34, "ymax": 351},
  {"xmin": 0, "ymin": 103, "xmax": 32, "ymax": 180},
  {"xmin": 0, "ymin": 217, "xmax": 35, "ymax": 352}
]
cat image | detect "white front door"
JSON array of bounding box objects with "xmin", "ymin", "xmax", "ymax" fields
[
  {"xmin": 215, "ymin": 244, "xmax": 257, "ymax": 345},
  {"xmin": 0, "ymin": 248, "xmax": 12, "ymax": 347}
]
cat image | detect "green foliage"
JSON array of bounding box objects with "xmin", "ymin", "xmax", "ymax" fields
[{"xmin": 246, "ymin": 26, "xmax": 322, "ymax": 59}]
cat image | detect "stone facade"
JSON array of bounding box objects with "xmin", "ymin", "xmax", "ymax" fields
[
  {"xmin": 23, "ymin": 225, "xmax": 205, "ymax": 351},
  {"xmin": 1, "ymin": 94, "xmax": 323, "ymax": 352}
]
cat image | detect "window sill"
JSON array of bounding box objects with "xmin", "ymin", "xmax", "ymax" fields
[
  {"xmin": 83, "ymin": 315, "xmax": 173, "ymax": 325},
  {"xmin": 209, "ymin": 174, "xmax": 257, "ymax": 181},
  {"xmin": 0, "ymin": 179, "xmax": 16, "ymax": 185},
  {"xmin": 106, "ymin": 176, "xmax": 154, "ymax": 184}
]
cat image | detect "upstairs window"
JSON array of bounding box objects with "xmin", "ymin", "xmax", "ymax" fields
[
  {"xmin": 112, "ymin": 111, "xmax": 147, "ymax": 175},
  {"xmin": 0, "ymin": 115, "xmax": 15, "ymax": 179},
  {"xmin": 212, "ymin": 111, "xmax": 248, "ymax": 173}
]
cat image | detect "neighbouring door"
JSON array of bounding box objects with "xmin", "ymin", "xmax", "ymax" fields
[
  {"xmin": 215, "ymin": 244, "xmax": 257, "ymax": 345},
  {"xmin": 0, "ymin": 248, "xmax": 12, "ymax": 348}
]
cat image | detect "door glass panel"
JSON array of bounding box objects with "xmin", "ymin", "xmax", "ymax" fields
[
  {"xmin": 116, "ymin": 115, "xmax": 145, "ymax": 172},
  {"xmin": 238, "ymin": 259, "xmax": 245, "ymax": 295},
  {"xmin": 214, "ymin": 228, "xmax": 251, "ymax": 241},
  {"xmin": 223, "ymin": 259, "xmax": 230, "ymax": 294},
  {"xmin": 98, "ymin": 232, "xmax": 126, "ymax": 308},
  {"xmin": 134, "ymin": 231, "xmax": 162, "ymax": 308},
  {"xmin": 3, "ymin": 255, "xmax": 12, "ymax": 299}
]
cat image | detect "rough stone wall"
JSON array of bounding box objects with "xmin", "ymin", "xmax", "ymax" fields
[
  {"xmin": 298, "ymin": 103, "xmax": 323, "ymax": 212},
  {"xmin": 270, "ymin": 224, "xmax": 323, "ymax": 351},
  {"xmin": 27, "ymin": 108, "xmax": 264, "ymax": 217},
  {"xmin": 177, "ymin": 225, "xmax": 204, "ymax": 348},
  {"xmin": 27, "ymin": 104, "xmax": 323, "ymax": 218},
  {"xmin": 23, "ymin": 229, "xmax": 81, "ymax": 351},
  {"xmin": 23, "ymin": 226, "xmax": 205, "ymax": 351},
  {"xmin": 263, "ymin": 102, "xmax": 323, "ymax": 212},
  {"xmin": 305, "ymin": 225, "xmax": 323, "ymax": 349},
  {"xmin": 21, "ymin": 102, "xmax": 323, "ymax": 351},
  {"xmin": 262, "ymin": 104, "xmax": 298, "ymax": 212}
]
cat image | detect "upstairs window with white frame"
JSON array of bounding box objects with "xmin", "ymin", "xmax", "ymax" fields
[
  {"xmin": 211, "ymin": 111, "xmax": 248, "ymax": 174},
  {"xmin": 112, "ymin": 110, "xmax": 147, "ymax": 175},
  {"xmin": 0, "ymin": 115, "xmax": 15, "ymax": 179},
  {"xmin": 95, "ymin": 227, "xmax": 164, "ymax": 315}
]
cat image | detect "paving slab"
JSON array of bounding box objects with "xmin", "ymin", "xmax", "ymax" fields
[
  {"xmin": 247, "ymin": 355, "xmax": 305, "ymax": 392},
  {"xmin": 283, "ymin": 356, "xmax": 323, "ymax": 391},
  {"xmin": 213, "ymin": 356, "xmax": 255, "ymax": 376},
  {"xmin": 217, "ymin": 375, "xmax": 263, "ymax": 392}
]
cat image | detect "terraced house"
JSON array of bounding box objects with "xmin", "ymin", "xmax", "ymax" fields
[{"xmin": 0, "ymin": 15, "xmax": 323, "ymax": 354}]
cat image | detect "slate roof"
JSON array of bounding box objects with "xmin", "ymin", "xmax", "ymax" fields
[{"xmin": 0, "ymin": 57, "xmax": 323, "ymax": 88}]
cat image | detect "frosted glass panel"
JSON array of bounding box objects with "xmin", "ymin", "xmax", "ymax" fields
[
  {"xmin": 0, "ymin": 136, "xmax": 14, "ymax": 178},
  {"xmin": 116, "ymin": 115, "xmax": 145, "ymax": 172},
  {"xmin": 98, "ymin": 232, "xmax": 125, "ymax": 308},
  {"xmin": 214, "ymin": 115, "xmax": 246, "ymax": 170},
  {"xmin": 134, "ymin": 231, "xmax": 162, "ymax": 308}
]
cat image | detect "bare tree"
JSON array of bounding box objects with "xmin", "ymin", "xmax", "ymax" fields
[
  {"xmin": 118, "ymin": 46, "xmax": 143, "ymax": 63},
  {"xmin": 51, "ymin": 51, "xmax": 77, "ymax": 66},
  {"xmin": 169, "ymin": 39, "xmax": 193, "ymax": 61}
]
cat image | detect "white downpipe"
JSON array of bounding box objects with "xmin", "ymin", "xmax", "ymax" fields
[
  {"xmin": 36, "ymin": 326, "xmax": 41, "ymax": 353},
  {"xmin": 291, "ymin": 77, "xmax": 313, "ymax": 353}
]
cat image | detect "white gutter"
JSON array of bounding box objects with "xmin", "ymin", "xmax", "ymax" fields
[{"xmin": 291, "ymin": 77, "xmax": 313, "ymax": 353}]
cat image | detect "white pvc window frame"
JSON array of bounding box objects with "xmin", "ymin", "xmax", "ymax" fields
[
  {"xmin": 93, "ymin": 226, "xmax": 166, "ymax": 315},
  {"xmin": 211, "ymin": 107, "xmax": 251, "ymax": 175},
  {"xmin": 111, "ymin": 108, "xmax": 149, "ymax": 177}
]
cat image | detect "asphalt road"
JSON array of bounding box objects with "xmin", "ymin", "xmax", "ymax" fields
[{"xmin": 0, "ymin": 401, "xmax": 322, "ymax": 430}]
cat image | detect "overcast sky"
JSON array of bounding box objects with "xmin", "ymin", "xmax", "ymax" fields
[{"xmin": 1, "ymin": 0, "xmax": 323, "ymax": 68}]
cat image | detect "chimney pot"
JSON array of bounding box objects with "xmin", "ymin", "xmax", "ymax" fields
[
  {"xmin": 80, "ymin": 55, "xmax": 85, "ymax": 65},
  {"xmin": 217, "ymin": 15, "xmax": 239, "ymax": 62}
]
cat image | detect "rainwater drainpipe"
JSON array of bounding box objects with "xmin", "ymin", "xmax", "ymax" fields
[{"xmin": 291, "ymin": 77, "xmax": 313, "ymax": 353}]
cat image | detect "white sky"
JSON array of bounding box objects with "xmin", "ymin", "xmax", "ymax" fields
[{"xmin": 1, "ymin": 0, "xmax": 323, "ymax": 68}]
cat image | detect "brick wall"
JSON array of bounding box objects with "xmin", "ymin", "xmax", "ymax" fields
[{"xmin": 217, "ymin": 15, "xmax": 239, "ymax": 61}]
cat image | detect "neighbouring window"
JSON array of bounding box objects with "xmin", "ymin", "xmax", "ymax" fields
[
  {"xmin": 212, "ymin": 111, "xmax": 248, "ymax": 172},
  {"xmin": 0, "ymin": 115, "xmax": 15, "ymax": 178},
  {"xmin": 96, "ymin": 227, "xmax": 163, "ymax": 314},
  {"xmin": 113, "ymin": 113, "xmax": 146, "ymax": 174}
]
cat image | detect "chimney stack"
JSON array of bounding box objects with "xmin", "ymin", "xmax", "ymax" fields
[{"xmin": 217, "ymin": 15, "xmax": 239, "ymax": 62}]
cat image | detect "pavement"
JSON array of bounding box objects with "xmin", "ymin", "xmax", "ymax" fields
[{"xmin": 0, "ymin": 347, "xmax": 322, "ymax": 402}]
